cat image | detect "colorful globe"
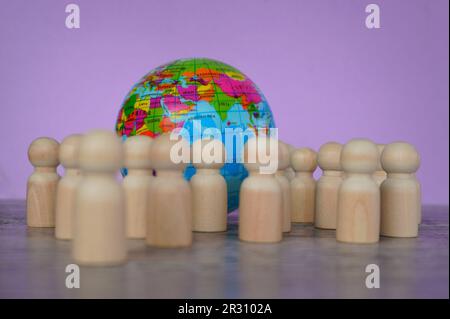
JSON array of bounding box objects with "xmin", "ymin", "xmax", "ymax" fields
[{"xmin": 116, "ymin": 58, "xmax": 276, "ymax": 212}]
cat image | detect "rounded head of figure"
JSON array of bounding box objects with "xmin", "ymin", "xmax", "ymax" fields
[
  {"xmin": 150, "ymin": 132, "xmax": 189, "ymax": 171},
  {"xmin": 123, "ymin": 135, "xmax": 153, "ymax": 170},
  {"xmin": 286, "ymin": 144, "xmax": 296, "ymax": 157},
  {"xmin": 277, "ymin": 141, "xmax": 291, "ymax": 171},
  {"xmin": 78, "ymin": 130, "xmax": 123, "ymax": 173},
  {"xmin": 381, "ymin": 142, "xmax": 420, "ymax": 174},
  {"xmin": 28, "ymin": 137, "xmax": 60, "ymax": 168},
  {"xmin": 59, "ymin": 134, "xmax": 82, "ymax": 169},
  {"xmin": 191, "ymin": 138, "xmax": 226, "ymax": 170},
  {"xmin": 291, "ymin": 147, "xmax": 317, "ymax": 173},
  {"xmin": 243, "ymin": 135, "xmax": 279, "ymax": 173},
  {"xmin": 317, "ymin": 142, "xmax": 342, "ymax": 171},
  {"xmin": 341, "ymin": 138, "xmax": 378, "ymax": 174}
]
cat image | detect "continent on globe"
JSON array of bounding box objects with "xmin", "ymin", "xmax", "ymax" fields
[{"xmin": 116, "ymin": 58, "xmax": 276, "ymax": 212}]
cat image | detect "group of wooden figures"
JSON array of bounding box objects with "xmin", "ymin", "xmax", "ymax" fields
[
  {"xmin": 26, "ymin": 130, "xmax": 421, "ymax": 266},
  {"xmin": 240, "ymin": 137, "xmax": 421, "ymax": 244}
]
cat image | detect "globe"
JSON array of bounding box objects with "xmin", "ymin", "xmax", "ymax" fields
[{"xmin": 116, "ymin": 58, "xmax": 276, "ymax": 212}]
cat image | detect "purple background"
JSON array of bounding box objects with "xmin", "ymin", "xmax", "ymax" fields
[{"xmin": 0, "ymin": 0, "xmax": 448, "ymax": 205}]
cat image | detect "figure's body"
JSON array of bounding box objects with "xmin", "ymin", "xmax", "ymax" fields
[
  {"xmin": 55, "ymin": 134, "xmax": 82, "ymax": 239},
  {"xmin": 191, "ymin": 138, "xmax": 227, "ymax": 232}
]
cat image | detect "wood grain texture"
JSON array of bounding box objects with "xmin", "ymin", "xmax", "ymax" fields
[
  {"xmin": 336, "ymin": 139, "xmax": 380, "ymax": 244},
  {"xmin": 290, "ymin": 147, "xmax": 317, "ymax": 223},
  {"xmin": 336, "ymin": 175, "xmax": 380, "ymax": 243},
  {"xmin": 26, "ymin": 137, "xmax": 60, "ymax": 228},
  {"xmin": 27, "ymin": 172, "xmax": 59, "ymax": 227},
  {"xmin": 381, "ymin": 176, "xmax": 419, "ymax": 237},
  {"xmin": 380, "ymin": 142, "xmax": 421, "ymax": 236},
  {"xmin": 0, "ymin": 201, "xmax": 447, "ymax": 298}
]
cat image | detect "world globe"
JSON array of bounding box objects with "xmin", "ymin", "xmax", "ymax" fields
[{"xmin": 116, "ymin": 58, "xmax": 276, "ymax": 212}]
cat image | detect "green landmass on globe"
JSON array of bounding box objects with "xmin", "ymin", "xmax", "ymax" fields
[{"xmin": 115, "ymin": 57, "xmax": 276, "ymax": 212}]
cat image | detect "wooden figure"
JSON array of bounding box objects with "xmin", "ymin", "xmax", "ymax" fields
[
  {"xmin": 191, "ymin": 138, "xmax": 227, "ymax": 232},
  {"xmin": 285, "ymin": 144, "xmax": 296, "ymax": 181},
  {"xmin": 290, "ymin": 147, "xmax": 317, "ymax": 223},
  {"xmin": 275, "ymin": 141, "xmax": 292, "ymax": 232},
  {"xmin": 239, "ymin": 136, "xmax": 283, "ymax": 243},
  {"xmin": 55, "ymin": 134, "xmax": 82, "ymax": 239},
  {"xmin": 314, "ymin": 142, "xmax": 343, "ymax": 229},
  {"xmin": 72, "ymin": 130, "xmax": 127, "ymax": 266},
  {"xmin": 336, "ymin": 138, "xmax": 380, "ymax": 244},
  {"xmin": 373, "ymin": 144, "xmax": 387, "ymax": 186},
  {"xmin": 146, "ymin": 132, "xmax": 192, "ymax": 247},
  {"xmin": 123, "ymin": 135, "xmax": 154, "ymax": 239},
  {"xmin": 380, "ymin": 142, "xmax": 421, "ymax": 237},
  {"xmin": 27, "ymin": 137, "xmax": 60, "ymax": 227}
]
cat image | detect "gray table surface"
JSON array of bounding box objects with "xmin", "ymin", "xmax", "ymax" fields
[{"xmin": 0, "ymin": 200, "xmax": 448, "ymax": 299}]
